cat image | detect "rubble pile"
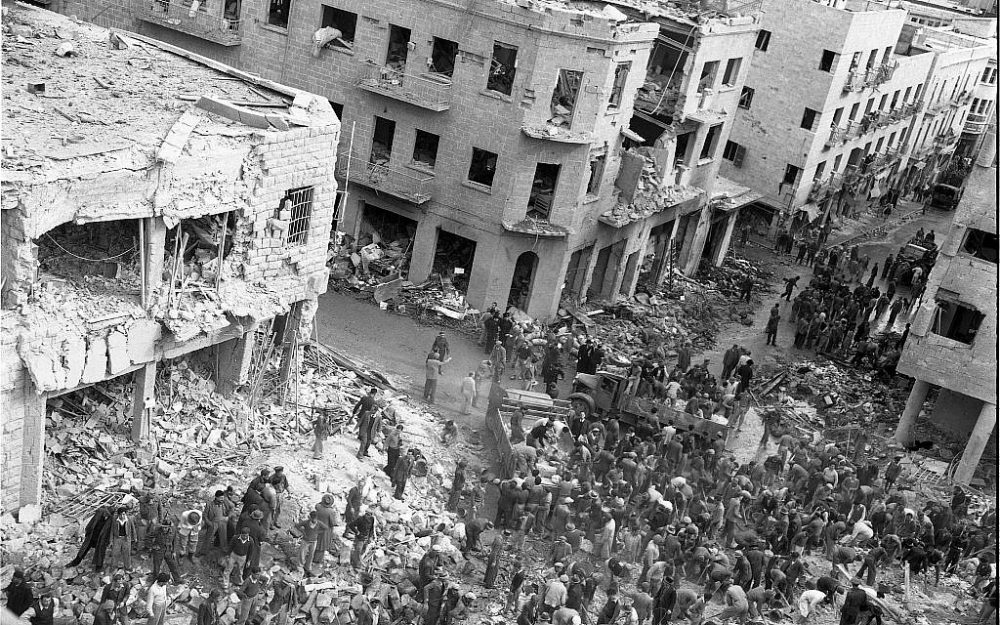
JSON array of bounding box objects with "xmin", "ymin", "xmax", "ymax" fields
[
  {"xmin": 599, "ymin": 152, "xmax": 700, "ymax": 228},
  {"xmin": 327, "ymin": 232, "xmax": 411, "ymax": 287},
  {"xmin": 696, "ymin": 254, "xmax": 777, "ymax": 300}
]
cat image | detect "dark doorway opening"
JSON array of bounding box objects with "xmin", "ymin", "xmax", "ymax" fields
[
  {"xmin": 508, "ymin": 251, "xmax": 539, "ymax": 312},
  {"xmin": 386, "ymin": 24, "xmax": 411, "ymax": 69},
  {"xmin": 433, "ymin": 229, "xmax": 477, "ymax": 293}
]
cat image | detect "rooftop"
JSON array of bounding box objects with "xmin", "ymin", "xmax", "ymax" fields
[{"xmin": 1, "ymin": 3, "xmax": 338, "ymax": 188}]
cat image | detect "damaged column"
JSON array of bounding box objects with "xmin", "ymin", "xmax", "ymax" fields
[
  {"xmin": 215, "ymin": 322, "xmax": 259, "ymax": 396},
  {"xmin": 893, "ymin": 379, "xmax": 930, "ymax": 445},
  {"xmin": 132, "ymin": 217, "xmax": 166, "ymax": 443},
  {"xmin": 953, "ymin": 402, "xmax": 997, "ymax": 485}
]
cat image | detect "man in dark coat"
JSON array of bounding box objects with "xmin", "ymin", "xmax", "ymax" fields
[
  {"xmin": 67, "ymin": 506, "xmax": 114, "ymax": 569},
  {"xmin": 3, "ymin": 570, "xmax": 33, "ymax": 616},
  {"xmin": 840, "ymin": 578, "xmax": 868, "ymax": 625}
]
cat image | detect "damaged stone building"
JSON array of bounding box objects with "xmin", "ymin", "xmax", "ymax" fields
[
  {"xmin": 894, "ymin": 161, "xmax": 997, "ymax": 486},
  {"xmin": 54, "ymin": 0, "xmax": 762, "ymax": 318},
  {"xmin": 1, "ymin": 4, "xmax": 340, "ymax": 508},
  {"xmin": 720, "ymin": 0, "xmax": 993, "ymax": 232}
]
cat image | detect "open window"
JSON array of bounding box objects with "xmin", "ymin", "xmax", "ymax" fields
[
  {"xmin": 608, "ymin": 62, "xmax": 630, "ymax": 109},
  {"xmin": 36, "ymin": 219, "xmax": 141, "ymax": 291},
  {"xmin": 723, "ymin": 140, "xmax": 746, "ymax": 167},
  {"xmin": 819, "ymin": 50, "xmax": 837, "ymax": 72},
  {"xmin": 411, "ymin": 129, "xmax": 440, "ymax": 169},
  {"xmin": 430, "ymin": 37, "xmax": 458, "ymax": 78},
  {"xmin": 755, "ymin": 29, "xmax": 771, "ymax": 51},
  {"xmin": 320, "ymin": 6, "xmax": 356, "ymax": 49},
  {"xmin": 722, "ymin": 58, "xmax": 741, "ymax": 87},
  {"xmin": 698, "ymin": 61, "xmax": 719, "ymax": 93},
  {"xmin": 699, "ymin": 124, "xmax": 722, "ymax": 160},
  {"xmin": 487, "ymin": 42, "xmax": 517, "ymax": 95},
  {"xmin": 370, "ymin": 116, "xmax": 396, "ymax": 165},
  {"xmin": 931, "ymin": 298, "xmax": 984, "ymax": 344},
  {"xmin": 587, "ymin": 153, "xmax": 606, "ymax": 196},
  {"xmin": 528, "ymin": 163, "xmax": 560, "ymax": 220},
  {"xmin": 962, "ymin": 228, "xmax": 999, "ymax": 263},
  {"xmin": 468, "ymin": 147, "xmax": 498, "ymax": 188},
  {"xmin": 739, "ymin": 86, "xmax": 754, "ymax": 109},
  {"xmin": 801, "ymin": 108, "xmax": 819, "ymax": 131},
  {"xmin": 386, "ymin": 24, "xmax": 411, "ymax": 69},
  {"xmin": 551, "ymin": 69, "xmax": 583, "ymax": 128},
  {"xmin": 266, "ymin": 0, "xmax": 287, "ymax": 27}
]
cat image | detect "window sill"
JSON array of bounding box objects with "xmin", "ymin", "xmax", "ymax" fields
[
  {"xmin": 583, "ymin": 193, "xmax": 601, "ymax": 204},
  {"xmin": 323, "ymin": 43, "xmax": 355, "ymax": 56},
  {"xmin": 462, "ymin": 180, "xmax": 493, "ymax": 194},
  {"xmin": 718, "ymin": 85, "xmax": 737, "ymax": 93},
  {"xmin": 481, "ymin": 89, "xmax": 513, "ymax": 103},
  {"xmin": 406, "ymin": 162, "xmax": 436, "ymax": 176},
  {"xmin": 258, "ymin": 22, "xmax": 288, "ymax": 35},
  {"xmin": 696, "ymin": 157, "xmax": 714, "ymax": 167},
  {"xmin": 605, "ymin": 106, "xmax": 621, "ymax": 116}
]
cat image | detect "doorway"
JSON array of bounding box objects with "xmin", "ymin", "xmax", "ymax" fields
[
  {"xmin": 619, "ymin": 251, "xmax": 640, "ymax": 296},
  {"xmin": 508, "ymin": 251, "xmax": 539, "ymax": 312},
  {"xmin": 432, "ymin": 229, "xmax": 477, "ymax": 293},
  {"xmin": 564, "ymin": 245, "xmax": 593, "ymax": 300}
]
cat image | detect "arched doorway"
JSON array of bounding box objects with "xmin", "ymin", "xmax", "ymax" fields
[{"xmin": 508, "ymin": 251, "xmax": 538, "ymax": 312}]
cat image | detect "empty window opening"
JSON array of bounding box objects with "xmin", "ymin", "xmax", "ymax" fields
[
  {"xmin": 587, "ymin": 154, "xmax": 606, "ymax": 195},
  {"xmin": 637, "ymin": 39, "xmax": 688, "ymax": 119},
  {"xmin": 468, "ymin": 147, "xmax": 498, "ymax": 187},
  {"xmin": 528, "ymin": 163, "xmax": 560, "ymax": 220},
  {"xmin": 782, "ymin": 164, "xmax": 802, "ymax": 186},
  {"xmin": 551, "ymin": 69, "xmax": 583, "ymax": 127},
  {"xmin": 320, "ymin": 6, "xmax": 356, "ymax": 49},
  {"xmin": 931, "ymin": 300, "xmax": 983, "ymax": 344},
  {"xmin": 411, "ymin": 129, "xmax": 440, "ymax": 169},
  {"xmin": 865, "ymin": 49, "xmax": 878, "ymax": 70},
  {"xmin": 699, "ymin": 124, "xmax": 722, "ymax": 160},
  {"xmin": 674, "ymin": 131, "xmax": 693, "ymax": 167},
  {"xmin": 819, "ymin": 50, "xmax": 837, "ymax": 72},
  {"xmin": 429, "ymin": 37, "xmax": 458, "ymax": 78},
  {"xmin": 328, "ymin": 100, "xmax": 344, "ymax": 119},
  {"xmin": 849, "ymin": 51, "xmax": 862, "ymax": 71},
  {"xmin": 508, "ymin": 251, "xmax": 539, "ymax": 312},
  {"xmin": 814, "ymin": 161, "xmax": 826, "ymax": 180},
  {"xmin": 370, "ymin": 116, "xmax": 396, "ymax": 165},
  {"xmin": 962, "ymin": 228, "xmax": 999, "ymax": 263},
  {"xmin": 722, "ymin": 58, "xmax": 742, "ymax": 87},
  {"xmin": 432, "ymin": 229, "xmax": 476, "ymax": 293},
  {"xmin": 358, "ymin": 203, "xmax": 417, "ymax": 277},
  {"xmin": 755, "ymin": 29, "xmax": 771, "ymax": 51},
  {"xmin": 487, "ymin": 42, "xmax": 517, "ymax": 95},
  {"xmin": 266, "ymin": 0, "xmax": 287, "ymax": 27},
  {"xmin": 849, "ymin": 102, "xmax": 860, "ymax": 121},
  {"xmin": 801, "ymin": 107, "xmax": 819, "ymax": 130},
  {"xmin": 739, "ymin": 86, "xmax": 754, "ymax": 109},
  {"xmin": 874, "ymin": 137, "xmax": 884, "ymax": 153},
  {"xmin": 833, "ymin": 107, "xmax": 844, "ymax": 126},
  {"xmin": 385, "ymin": 24, "xmax": 411, "ymax": 69},
  {"xmin": 698, "ymin": 61, "xmax": 719, "ymax": 93},
  {"xmin": 36, "ymin": 220, "xmax": 141, "ymax": 291},
  {"xmin": 878, "ymin": 94, "xmax": 888, "ymax": 111},
  {"xmin": 278, "ymin": 187, "xmax": 314, "ymax": 245},
  {"xmin": 608, "ymin": 62, "xmax": 630, "ymax": 108}
]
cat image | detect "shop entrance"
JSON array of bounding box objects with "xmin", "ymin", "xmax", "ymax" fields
[{"xmin": 432, "ymin": 229, "xmax": 477, "ymax": 293}]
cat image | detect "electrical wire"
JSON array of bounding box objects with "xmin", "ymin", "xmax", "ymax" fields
[{"xmin": 44, "ymin": 233, "xmax": 136, "ymax": 263}]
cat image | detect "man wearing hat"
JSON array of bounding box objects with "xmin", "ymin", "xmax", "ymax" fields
[
  {"xmin": 201, "ymin": 490, "xmax": 230, "ymax": 556},
  {"xmin": 235, "ymin": 569, "xmax": 269, "ymax": 625},
  {"xmin": 840, "ymin": 579, "xmax": 868, "ymax": 625},
  {"xmin": 423, "ymin": 568, "xmax": 447, "ymax": 625},
  {"xmin": 418, "ymin": 544, "xmax": 444, "ymax": 591},
  {"xmin": 345, "ymin": 505, "xmax": 376, "ymax": 570},
  {"xmin": 270, "ymin": 467, "xmax": 289, "ymax": 527},
  {"xmin": 149, "ymin": 517, "xmax": 183, "ymax": 585},
  {"xmin": 295, "ymin": 510, "xmax": 330, "ymax": 577},
  {"xmin": 312, "ymin": 494, "xmax": 340, "ymax": 569},
  {"xmin": 100, "ymin": 573, "xmax": 131, "ymax": 625},
  {"xmin": 541, "ymin": 574, "xmax": 568, "ymax": 616}
]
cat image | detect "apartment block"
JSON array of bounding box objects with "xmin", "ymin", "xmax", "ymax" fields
[
  {"xmin": 56, "ymin": 0, "xmax": 763, "ymax": 318},
  {"xmin": 0, "ymin": 5, "xmax": 340, "ymax": 509},
  {"xmin": 894, "ymin": 163, "xmax": 997, "ymax": 485},
  {"xmin": 721, "ymin": 0, "xmax": 992, "ymax": 232}
]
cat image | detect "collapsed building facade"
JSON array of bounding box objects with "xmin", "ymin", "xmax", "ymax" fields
[
  {"xmin": 894, "ymin": 162, "xmax": 997, "ymax": 486},
  {"xmin": 54, "ymin": 0, "xmax": 763, "ymax": 318},
  {"xmin": 1, "ymin": 4, "xmax": 340, "ymax": 509},
  {"xmin": 720, "ymin": 0, "xmax": 994, "ymax": 232}
]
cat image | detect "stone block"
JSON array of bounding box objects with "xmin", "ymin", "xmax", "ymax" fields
[
  {"xmin": 126, "ymin": 319, "xmax": 161, "ymax": 364},
  {"xmin": 63, "ymin": 337, "xmax": 87, "ymax": 389},
  {"xmin": 107, "ymin": 331, "xmax": 129, "ymax": 375},
  {"xmin": 18, "ymin": 503, "xmax": 42, "ymax": 525},
  {"xmin": 81, "ymin": 337, "xmax": 109, "ymax": 384}
]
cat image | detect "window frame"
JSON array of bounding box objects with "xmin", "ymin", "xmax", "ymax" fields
[{"xmin": 279, "ymin": 186, "xmax": 314, "ymax": 245}]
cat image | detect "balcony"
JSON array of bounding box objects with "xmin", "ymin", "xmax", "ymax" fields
[
  {"xmin": 807, "ymin": 174, "xmax": 843, "ymax": 202},
  {"xmin": 521, "ymin": 124, "xmax": 593, "ymax": 145},
  {"xmin": 137, "ymin": 0, "xmax": 241, "ymax": 46},
  {"xmin": 875, "ymin": 61, "xmax": 898, "ymax": 85},
  {"xmin": 335, "ymin": 154, "xmax": 433, "ymax": 205},
  {"xmin": 934, "ymin": 130, "xmax": 959, "ymax": 150},
  {"xmin": 356, "ymin": 63, "xmax": 451, "ymax": 112},
  {"xmin": 825, "ymin": 125, "xmax": 847, "ymax": 147},
  {"xmin": 844, "ymin": 70, "xmax": 869, "ymax": 92},
  {"xmin": 964, "ymin": 113, "xmax": 990, "ymax": 135}
]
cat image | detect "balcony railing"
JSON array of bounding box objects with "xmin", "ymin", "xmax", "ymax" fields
[
  {"xmin": 844, "ymin": 70, "xmax": 869, "ymax": 92},
  {"xmin": 807, "ymin": 173, "xmax": 844, "ymax": 202},
  {"xmin": 336, "ymin": 154, "xmax": 433, "ymax": 205},
  {"xmin": 137, "ymin": 0, "xmax": 241, "ymax": 46},
  {"xmin": 356, "ymin": 63, "xmax": 451, "ymax": 112},
  {"xmin": 826, "ymin": 125, "xmax": 847, "ymax": 147},
  {"xmin": 964, "ymin": 113, "xmax": 990, "ymax": 135},
  {"xmin": 876, "ymin": 61, "xmax": 898, "ymax": 84}
]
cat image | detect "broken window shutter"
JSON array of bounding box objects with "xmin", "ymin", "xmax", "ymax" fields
[{"xmin": 734, "ymin": 145, "xmax": 747, "ymax": 168}]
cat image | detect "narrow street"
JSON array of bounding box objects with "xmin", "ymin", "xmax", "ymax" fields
[{"xmin": 317, "ymin": 201, "xmax": 956, "ymax": 453}]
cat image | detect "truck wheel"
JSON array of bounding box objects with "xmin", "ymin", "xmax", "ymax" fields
[{"xmin": 567, "ymin": 393, "xmax": 595, "ymax": 419}]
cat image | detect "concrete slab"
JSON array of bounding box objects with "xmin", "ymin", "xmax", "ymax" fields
[
  {"xmin": 107, "ymin": 331, "xmax": 129, "ymax": 374},
  {"xmin": 63, "ymin": 337, "xmax": 87, "ymax": 389},
  {"xmin": 81, "ymin": 336, "xmax": 109, "ymax": 384},
  {"xmin": 126, "ymin": 319, "xmax": 161, "ymax": 365}
]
